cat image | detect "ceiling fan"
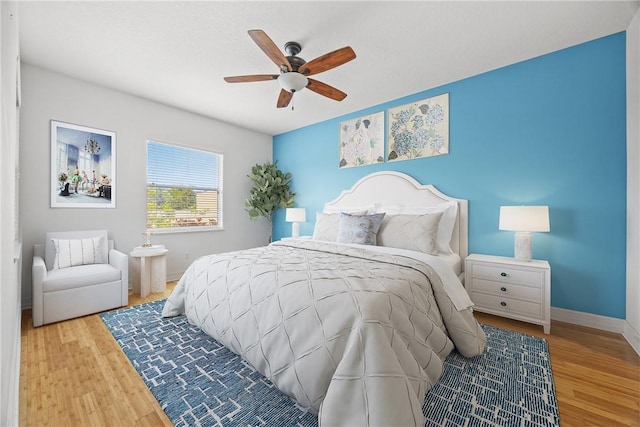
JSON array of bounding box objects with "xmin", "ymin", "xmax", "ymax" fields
[{"xmin": 224, "ymin": 30, "xmax": 356, "ymax": 109}]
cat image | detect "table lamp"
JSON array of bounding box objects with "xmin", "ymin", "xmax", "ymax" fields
[
  {"xmin": 285, "ymin": 208, "xmax": 306, "ymax": 238},
  {"xmin": 499, "ymin": 206, "xmax": 550, "ymax": 261}
]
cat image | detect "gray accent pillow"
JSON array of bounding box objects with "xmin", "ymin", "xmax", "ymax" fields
[{"xmin": 337, "ymin": 213, "xmax": 385, "ymax": 245}]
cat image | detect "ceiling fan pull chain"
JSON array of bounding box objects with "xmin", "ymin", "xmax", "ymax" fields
[{"xmin": 291, "ymin": 92, "xmax": 295, "ymax": 111}]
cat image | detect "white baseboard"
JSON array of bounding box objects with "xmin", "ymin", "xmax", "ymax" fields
[
  {"xmin": 551, "ymin": 307, "xmax": 640, "ymax": 356},
  {"xmin": 3, "ymin": 302, "xmax": 21, "ymax": 427},
  {"xmin": 623, "ymin": 321, "xmax": 640, "ymax": 356},
  {"xmin": 6, "ymin": 333, "xmax": 20, "ymax": 427},
  {"xmin": 550, "ymin": 306, "xmax": 625, "ymax": 333},
  {"xmin": 167, "ymin": 272, "xmax": 182, "ymax": 282}
]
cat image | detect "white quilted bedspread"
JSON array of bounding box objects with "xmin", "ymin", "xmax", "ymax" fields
[{"xmin": 163, "ymin": 240, "xmax": 486, "ymax": 426}]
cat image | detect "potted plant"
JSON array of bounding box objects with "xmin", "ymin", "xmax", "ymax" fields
[{"xmin": 245, "ymin": 161, "xmax": 295, "ymax": 228}]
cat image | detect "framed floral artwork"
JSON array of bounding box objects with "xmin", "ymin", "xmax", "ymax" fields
[
  {"xmin": 51, "ymin": 120, "xmax": 116, "ymax": 208},
  {"xmin": 387, "ymin": 93, "xmax": 449, "ymax": 161},
  {"xmin": 339, "ymin": 111, "xmax": 384, "ymax": 168}
]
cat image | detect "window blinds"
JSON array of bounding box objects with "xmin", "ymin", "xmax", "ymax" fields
[{"xmin": 146, "ymin": 141, "xmax": 223, "ymax": 230}]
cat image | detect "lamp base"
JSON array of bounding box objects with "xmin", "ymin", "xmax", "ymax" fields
[
  {"xmin": 514, "ymin": 231, "xmax": 532, "ymax": 261},
  {"xmin": 291, "ymin": 222, "xmax": 300, "ymax": 238}
]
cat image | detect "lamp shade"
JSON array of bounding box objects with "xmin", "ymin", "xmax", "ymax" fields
[
  {"xmin": 499, "ymin": 206, "xmax": 550, "ymax": 232},
  {"xmin": 285, "ymin": 208, "xmax": 306, "ymax": 223},
  {"xmin": 278, "ymin": 72, "xmax": 308, "ymax": 93}
]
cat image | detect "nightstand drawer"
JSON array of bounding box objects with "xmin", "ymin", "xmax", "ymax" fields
[
  {"xmin": 472, "ymin": 278, "xmax": 541, "ymax": 301},
  {"xmin": 470, "ymin": 264, "xmax": 543, "ymax": 286},
  {"xmin": 472, "ymin": 292, "xmax": 542, "ymax": 317}
]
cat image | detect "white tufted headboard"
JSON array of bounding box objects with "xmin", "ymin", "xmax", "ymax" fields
[{"xmin": 323, "ymin": 171, "xmax": 468, "ymax": 261}]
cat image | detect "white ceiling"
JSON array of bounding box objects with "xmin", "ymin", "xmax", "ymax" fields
[{"xmin": 18, "ymin": 1, "xmax": 639, "ymax": 136}]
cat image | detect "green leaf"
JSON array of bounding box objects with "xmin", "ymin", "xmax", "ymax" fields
[{"xmin": 244, "ymin": 161, "xmax": 296, "ymax": 222}]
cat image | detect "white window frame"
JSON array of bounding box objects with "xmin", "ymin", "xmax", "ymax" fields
[{"xmin": 146, "ymin": 140, "xmax": 224, "ymax": 234}]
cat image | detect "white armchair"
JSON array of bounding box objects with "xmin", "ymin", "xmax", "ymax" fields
[{"xmin": 32, "ymin": 230, "xmax": 128, "ymax": 327}]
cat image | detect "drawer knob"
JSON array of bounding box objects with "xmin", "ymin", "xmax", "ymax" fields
[
  {"xmin": 500, "ymin": 287, "xmax": 507, "ymax": 292},
  {"xmin": 500, "ymin": 301, "xmax": 507, "ymax": 307},
  {"xmin": 500, "ymin": 272, "xmax": 507, "ymax": 277}
]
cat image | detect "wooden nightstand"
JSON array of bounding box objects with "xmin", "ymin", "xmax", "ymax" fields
[{"xmin": 465, "ymin": 254, "xmax": 551, "ymax": 334}]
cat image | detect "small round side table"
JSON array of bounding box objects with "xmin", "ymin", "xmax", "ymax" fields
[{"xmin": 130, "ymin": 245, "xmax": 168, "ymax": 297}]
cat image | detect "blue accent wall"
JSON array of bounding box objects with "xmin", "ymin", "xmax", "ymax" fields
[{"xmin": 273, "ymin": 33, "xmax": 627, "ymax": 319}]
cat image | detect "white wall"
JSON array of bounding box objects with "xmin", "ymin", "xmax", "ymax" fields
[
  {"xmin": 0, "ymin": 2, "xmax": 21, "ymax": 425},
  {"xmin": 19, "ymin": 64, "xmax": 273, "ymax": 308},
  {"xmin": 626, "ymin": 9, "xmax": 640, "ymax": 355}
]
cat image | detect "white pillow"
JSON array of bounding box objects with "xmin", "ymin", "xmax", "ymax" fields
[
  {"xmin": 312, "ymin": 212, "xmax": 341, "ymax": 241},
  {"xmin": 377, "ymin": 213, "xmax": 443, "ymax": 254},
  {"xmin": 374, "ymin": 201, "xmax": 458, "ymax": 254},
  {"xmin": 51, "ymin": 236, "xmax": 106, "ymax": 269}
]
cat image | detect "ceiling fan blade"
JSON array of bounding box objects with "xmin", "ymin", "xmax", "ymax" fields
[
  {"xmin": 277, "ymin": 89, "xmax": 293, "ymax": 108},
  {"xmin": 224, "ymin": 74, "xmax": 278, "ymax": 83},
  {"xmin": 306, "ymin": 78, "xmax": 347, "ymax": 101},
  {"xmin": 248, "ymin": 29, "xmax": 292, "ymax": 72},
  {"xmin": 301, "ymin": 47, "xmax": 356, "ymax": 76}
]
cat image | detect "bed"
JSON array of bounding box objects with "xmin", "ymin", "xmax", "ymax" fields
[{"xmin": 162, "ymin": 171, "xmax": 486, "ymax": 426}]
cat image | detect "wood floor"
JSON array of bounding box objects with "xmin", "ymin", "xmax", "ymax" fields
[{"xmin": 20, "ymin": 282, "xmax": 640, "ymax": 427}]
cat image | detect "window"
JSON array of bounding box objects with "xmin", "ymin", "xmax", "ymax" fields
[{"xmin": 146, "ymin": 141, "xmax": 223, "ymax": 232}]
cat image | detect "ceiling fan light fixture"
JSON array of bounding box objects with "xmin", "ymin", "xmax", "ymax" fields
[{"xmin": 278, "ymin": 72, "xmax": 308, "ymax": 93}]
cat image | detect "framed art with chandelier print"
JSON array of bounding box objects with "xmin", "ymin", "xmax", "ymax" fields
[{"xmin": 50, "ymin": 120, "xmax": 116, "ymax": 208}]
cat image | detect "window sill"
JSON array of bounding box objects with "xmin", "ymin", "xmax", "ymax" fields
[{"xmin": 148, "ymin": 226, "xmax": 224, "ymax": 234}]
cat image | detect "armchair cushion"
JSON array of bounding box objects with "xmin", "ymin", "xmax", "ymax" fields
[
  {"xmin": 50, "ymin": 236, "xmax": 106, "ymax": 270},
  {"xmin": 42, "ymin": 264, "xmax": 121, "ymax": 292}
]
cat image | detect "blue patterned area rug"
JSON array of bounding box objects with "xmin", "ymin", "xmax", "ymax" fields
[{"xmin": 100, "ymin": 300, "xmax": 559, "ymax": 427}]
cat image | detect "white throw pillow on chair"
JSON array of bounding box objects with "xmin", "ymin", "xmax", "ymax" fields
[{"xmin": 50, "ymin": 236, "xmax": 106, "ymax": 269}]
